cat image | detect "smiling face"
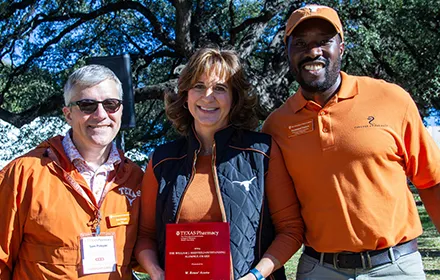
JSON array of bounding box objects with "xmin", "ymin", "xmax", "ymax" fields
[
  {"xmin": 287, "ymin": 18, "xmax": 344, "ymax": 93},
  {"xmin": 187, "ymin": 72, "xmax": 233, "ymax": 137},
  {"xmin": 62, "ymin": 79, "xmax": 122, "ymax": 155}
]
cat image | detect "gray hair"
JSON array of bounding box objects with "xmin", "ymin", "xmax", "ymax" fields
[{"xmin": 63, "ymin": 64, "xmax": 123, "ymax": 105}]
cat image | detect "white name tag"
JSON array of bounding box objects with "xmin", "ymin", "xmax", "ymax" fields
[{"xmin": 81, "ymin": 234, "xmax": 116, "ymax": 275}]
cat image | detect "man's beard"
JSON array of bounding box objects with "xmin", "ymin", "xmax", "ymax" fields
[{"xmin": 292, "ymin": 56, "xmax": 341, "ymax": 92}]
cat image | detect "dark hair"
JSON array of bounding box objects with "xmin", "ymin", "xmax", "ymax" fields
[{"xmin": 165, "ymin": 47, "xmax": 258, "ymax": 135}]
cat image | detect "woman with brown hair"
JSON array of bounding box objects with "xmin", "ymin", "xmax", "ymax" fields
[{"xmin": 135, "ymin": 47, "xmax": 304, "ymax": 280}]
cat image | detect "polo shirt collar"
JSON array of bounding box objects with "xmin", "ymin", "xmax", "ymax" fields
[
  {"xmin": 288, "ymin": 89, "xmax": 308, "ymax": 114},
  {"xmin": 288, "ymin": 71, "xmax": 358, "ymax": 113},
  {"xmin": 338, "ymin": 71, "xmax": 358, "ymax": 99}
]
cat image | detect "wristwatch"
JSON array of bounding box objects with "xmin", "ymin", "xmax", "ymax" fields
[{"xmin": 250, "ymin": 268, "xmax": 265, "ymax": 280}]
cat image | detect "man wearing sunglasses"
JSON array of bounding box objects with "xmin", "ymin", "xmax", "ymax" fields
[{"xmin": 0, "ymin": 65, "xmax": 144, "ymax": 279}]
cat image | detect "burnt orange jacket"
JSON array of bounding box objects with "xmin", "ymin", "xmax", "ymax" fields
[{"xmin": 0, "ymin": 136, "xmax": 143, "ymax": 279}]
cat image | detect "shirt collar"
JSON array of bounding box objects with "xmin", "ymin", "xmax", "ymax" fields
[
  {"xmin": 62, "ymin": 130, "xmax": 121, "ymax": 167},
  {"xmin": 107, "ymin": 142, "xmax": 121, "ymax": 166},
  {"xmin": 288, "ymin": 71, "xmax": 358, "ymax": 113}
]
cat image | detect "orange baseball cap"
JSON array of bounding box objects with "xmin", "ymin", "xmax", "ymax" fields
[{"xmin": 284, "ymin": 5, "xmax": 344, "ymax": 44}]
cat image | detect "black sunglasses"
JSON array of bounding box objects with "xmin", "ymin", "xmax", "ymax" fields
[{"xmin": 69, "ymin": 99, "xmax": 122, "ymax": 114}]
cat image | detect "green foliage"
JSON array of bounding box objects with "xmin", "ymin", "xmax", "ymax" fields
[
  {"xmin": 335, "ymin": 0, "xmax": 440, "ymax": 113},
  {"xmin": 1, "ymin": 0, "xmax": 440, "ymax": 161},
  {"xmin": 0, "ymin": 117, "xmax": 69, "ymax": 168},
  {"xmin": 284, "ymin": 195, "xmax": 440, "ymax": 279},
  {"xmin": 2, "ymin": 65, "xmax": 63, "ymax": 113}
]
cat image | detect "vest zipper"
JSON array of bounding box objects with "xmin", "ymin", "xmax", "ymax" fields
[
  {"xmin": 211, "ymin": 141, "xmax": 234, "ymax": 279},
  {"xmin": 211, "ymin": 141, "xmax": 227, "ymax": 221},
  {"xmin": 258, "ymin": 201, "xmax": 264, "ymax": 258},
  {"xmin": 175, "ymin": 150, "xmax": 198, "ymax": 223}
]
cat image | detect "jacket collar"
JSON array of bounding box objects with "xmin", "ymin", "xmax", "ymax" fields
[
  {"xmin": 39, "ymin": 135, "xmax": 74, "ymax": 171},
  {"xmin": 39, "ymin": 135, "xmax": 130, "ymax": 184}
]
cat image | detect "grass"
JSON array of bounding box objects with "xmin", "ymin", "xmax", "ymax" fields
[
  {"xmin": 414, "ymin": 194, "xmax": 440, "ymax": 280},
  {"xmin": 135, "ymin": 194, "xmax": 440, "ymax": 280},
  {"xmin": 284, "ymin": 194, "xmax": 440, "ymax": 279}
]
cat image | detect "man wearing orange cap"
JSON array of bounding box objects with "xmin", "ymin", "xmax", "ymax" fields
[{"xmin": 263, "ymin": 4, "xmax": 440, "ymax": 279}]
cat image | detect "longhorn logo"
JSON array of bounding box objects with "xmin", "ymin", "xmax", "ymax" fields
[{"xmin": 232, "ymin": 177, "xmax": 256, "ymax": 191}]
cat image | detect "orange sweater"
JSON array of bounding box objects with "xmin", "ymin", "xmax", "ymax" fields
[
  {"xmin": 135, "ymin": 139, "xmax": 304, "ymax": 266},
  {"xmin": 178, "ymin": 155, "xmax": 223, "ymax": 222}
]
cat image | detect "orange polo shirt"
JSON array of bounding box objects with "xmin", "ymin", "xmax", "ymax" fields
[{"xmin": 262, "ymin": 71, "xmax": 440, "ymax": 253}]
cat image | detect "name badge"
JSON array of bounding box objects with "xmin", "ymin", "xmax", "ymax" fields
[
  {"xmin": 288, "ymin": 119, "xmax": 314, "ymax": 137},
  {"xmin": 107, "ymin": 212, "xmax": 131, "ymax": 227},
  {"xmin": 80, "ymin": 234, "xmax": 116, "ymax": 275}
]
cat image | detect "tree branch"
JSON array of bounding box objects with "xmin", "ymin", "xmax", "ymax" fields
[
  {"xmin": 230, "ymin": 11, "xmax": 272, "ymax": 42},
  {"xmin": 36, "ymin": 1, "xmax": 175, "ymax": 49},
  {"xmin": 370, "ymin": 45, "xmax": 396, "ymax": 79},
  {"xmin": 0, "ymin": 94, "xmax": 63, "ymax": 128},
  {"xmin": 173, "ymin": 0, "xmax": 193, "ymax": 56},
  {"xmin": 229, "ymin": 0, "xmax": 235, "ymax": 32},
  {"xmin": 0, "ymin": 0, "xmax": 37, "ymax": 20},
  {"xmin": 235, "ymin": 0, "xmax": 290, "ymax": 59},
  {"xmin": 1, "ymin": 19, "xmax": 85, "ymax": 96},
  {"xmin": 134, "ymin": 79, "xmax": 178, "ymax": 103},
  {"xmin": 190, "ymin": 0, "xmax": 203, "ymax": 47},
  {"xmin": 0, "ymin": 77, "xmax": 177, "ymax": 128}
]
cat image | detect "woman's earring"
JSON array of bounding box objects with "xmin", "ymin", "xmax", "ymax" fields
[{"xmin": 183, "ymin": 102, "xmax": 188, "ymax": 109}]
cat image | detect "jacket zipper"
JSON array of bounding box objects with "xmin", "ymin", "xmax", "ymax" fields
[
  {"xmin": 211, "ymin": 142, "xmax": 227, "ymax": 222},
  {"xmin": 211, "ymin": 142, "xmax": 233, "ymax": 279},
  {"xmin": 48, "ymin": 150, "xmax": 98, "ymax": 210},
  {"xmin": 48, "ymin": 150, "xmax": 102, "ymax": 234}
]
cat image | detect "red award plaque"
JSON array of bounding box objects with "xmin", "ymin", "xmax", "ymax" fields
[{"xmin": 165, "ymin": 222, "xmax": 231, "ymax": 279}]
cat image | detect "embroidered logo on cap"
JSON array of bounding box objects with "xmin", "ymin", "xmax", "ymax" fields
[
  {"xmin": 307, "ymin": 5, "xmax": 321, "ymax": 12},
  {"xmin": 288, "ymin": 119, "xmax": 314, "ymax": 137}
]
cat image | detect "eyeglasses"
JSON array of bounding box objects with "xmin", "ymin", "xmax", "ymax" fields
[{"xmin": 69, "ymin": 99, "xmax": 122, "ymax": 114}]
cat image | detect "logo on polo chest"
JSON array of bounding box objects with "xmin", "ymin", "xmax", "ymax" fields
[
  {"xmin": 118, "ymin": 187, "xmax": 141, "ymax": 206},
  {"xmin": 288, "ymin": 119, "xmax": 314, "ymax": 137},
  {"xmin": 354, "ymin": 116, "xmax": 388, "ymax": 129}
]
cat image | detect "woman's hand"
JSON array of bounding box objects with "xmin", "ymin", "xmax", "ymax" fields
[{"xmin": 238, "ymin": 273, "xmax": 256, "ymax": 280}]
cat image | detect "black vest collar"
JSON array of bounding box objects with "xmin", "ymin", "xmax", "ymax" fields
[{"xmin": 187, "ymin": 124, "xmax": 237, "ymax": 156}]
